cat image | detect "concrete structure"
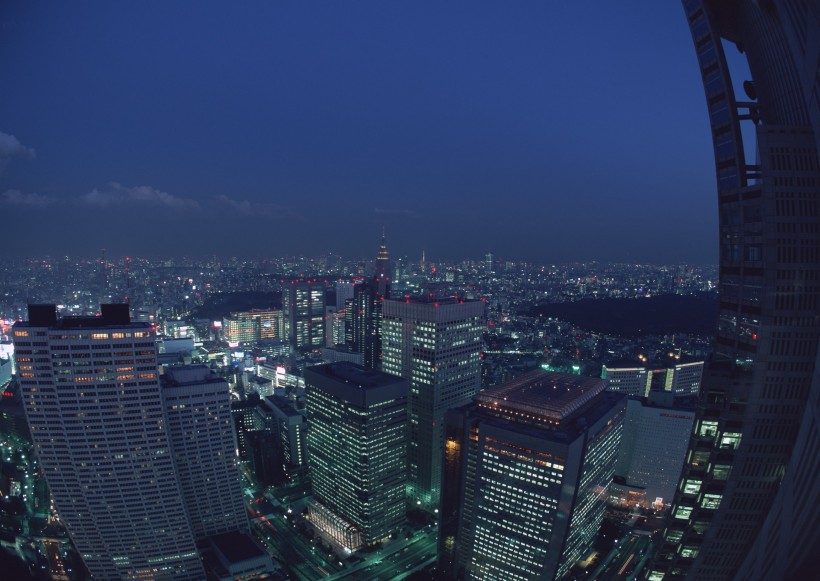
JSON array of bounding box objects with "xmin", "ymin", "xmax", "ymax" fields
[
  {"xmin": 161, "ymin": 365, "xmax": 248, "ymax": 542},
  {"xmin": 439, "ymin": 370, "xmax": 626, "ymax": 580},
  {"xmin": 13, "ymin": 304, "xmax": 204, "ymax": 579},
  {"xmin": 283, "ymin": 282, "xmax": 325, "ymax": 352},
  {"xmin": 207, "ymin": 531, "xmax": 276, "ymax": 581},
  {"xmin": 613, "ymin": 392, "xmax": 696, "ymax": 507},
  {"xmin": 651, "ymin": 2, "xmax": 820, "ymax": 579},
  {"xmin": 603, "ymin": 359, "xmax": 704, "ymax": 398},
  {"xmin": 305, "ymin": 362, "xmax": 407, "ymax": 547},
  {"xmin": 381, "ymin": 296, "xmax": 484, "ymax": 510}
]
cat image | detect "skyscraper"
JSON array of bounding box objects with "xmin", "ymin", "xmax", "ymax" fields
[
  {"xmin": 282, "ymin": 281, "xmax": 325, "ymax": 352},
  {"xmin": 381, "ymin": 296, "xmax": 484, "ymax": 510},
  {"xmin": 439, "ymin": 370, "xmax": 626, "ymax": 580},
  {"xmin": 348, "ymin": 234, "xmax": 391, "ymax": 368},
  {"xmin": 612, "ymin": 392, "xmax": 696, "ymax": 508},
  {"xmin": 13, "ymin": 304, "xmax": 204, "ymax": 580},
  {"xmin": 304, "ymin": 362, "xmax": 407, "ymax": 547},
  {"xmin": 651, "ymin": 2, "xmax": 820, "ymax": 578},
  {"xmin": 161, "ymin": 365, "xmax": 248, "ymax": 542}
]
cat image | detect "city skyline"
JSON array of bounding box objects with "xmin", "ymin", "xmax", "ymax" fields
[{"xmin": 0, "ymin": 1, "xmax": 747, "ymax": 263}]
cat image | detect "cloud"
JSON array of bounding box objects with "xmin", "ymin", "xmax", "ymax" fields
[
  {"xmin": 210, "ymin": 194, "xmax": 296, "ymax": 218},
  {"xmin": 0, "ymin": 189, "xmax": 56, "ymax": 207},
  {"xmin": 0, "ymin": 132, "xmax": 36, "ymax": 160},
  {"xmin": 0, "ymin": 131, "xmax": 36, "ymax": 175},
  {"xmin": 79, "ymin": 182, "xmax": 200, "ymax": 210}
]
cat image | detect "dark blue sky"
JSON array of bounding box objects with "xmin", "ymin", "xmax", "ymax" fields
[{"xmin": 1, "ymin": 2, "xmax": 728, "ymax": 263}]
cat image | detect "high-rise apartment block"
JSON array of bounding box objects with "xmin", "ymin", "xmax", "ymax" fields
[
  {"xmin": 283, "ymin": 282, "xmax": 325, "ymax": 352},
  {"xmin": 439, "ymin": 370, "xmax": 626, "ymax": 580},
  {"xmin": 13, "ymin": 304, "xmax": 205, "ymax": 579},
  {"xmin": 603, "ymin": 359, "xmax": 704, "ymax": 398},
  {"xmin": 305, "ymin": 362, "xmax": 407, "ymax": 547},
  {"xmin": 381, "ymin": 296, "xmax": 484, "ymax": 510},
  {"xmin": 651, "ymin": 2, "xmax": 820, "ymax": 579}
]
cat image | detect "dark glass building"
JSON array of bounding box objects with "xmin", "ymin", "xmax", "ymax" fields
[
  {"xmin": 305, "ymin": 362, "xmax": 407, "ymax": 547},
  {"xmin": 651, "ymin": 2, "xmax": 820, "ymax": 579}
]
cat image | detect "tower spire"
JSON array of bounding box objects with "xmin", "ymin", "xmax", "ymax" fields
[{"xmin": 375, "ymin": 229, "xmax": 390, "ymax": 278}]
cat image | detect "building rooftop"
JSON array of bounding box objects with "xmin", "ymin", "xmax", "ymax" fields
[
  {"xmin": 18, "ymin": 303, "xmax": 148, "ymax": 330},
  {"xmin": 208, "ymin": 530, "xmax": 266, "ymax": 564},
  {"xmin": 475, "ymin": 370, "xmax": 608, "ymax": 423},
  {"xmin": 309, "ymin": 361, "xmax": 402, "ymax": 389}
]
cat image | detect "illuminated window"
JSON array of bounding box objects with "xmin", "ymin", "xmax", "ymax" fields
[
  {"xmin": 719, "ymin": 432, "xmax": 741, "ymax": 450},
  {"xmin": 682, "ymin": 479, "xmax": 702, "ymax": 496},
  {"xmin": 697, "ymin": 420, "xmax": 718, "ymax": 439},
  {"xmin": 674, "ymin": 505, "xmax": 693, "ymax": 520},
  {"xmin": 711, "ymin": 464, "xmax": 731, "ymax": 480},
  {"xmin": 92, "ymin": 333, "xmax": 109, "ymax": 340},
  {"xmin": 700, "ymin": 493, "xmax": 722, "ymax": 509},
  {"xmin": 679, "ymin": 546, "xmax": 699, "ymax": 559},
  {"xmin": 14, "ymin": 330, "xmax": 29, "ymax": 337}
]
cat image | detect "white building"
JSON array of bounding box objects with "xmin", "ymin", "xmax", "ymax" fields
[
  {"xmin": 381, "ymin": 297, "xmax": 484, "ymax": 510},
  {"xmin": 161, "ymin": 365, "xmax": 249, "ymax": 541},
  {"xmin": 14, "ymin": 304, "xmax": 204, "ymax": 580}
]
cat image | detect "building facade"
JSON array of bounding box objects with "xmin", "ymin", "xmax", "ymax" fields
[
  {"xmin": 305, "ymin": 362, "xmax": 407, "ymax": 546},
  {"xmin": 613, "ymin": 392, "xmax": 696, "ymax": 507},
  {"xmin": 283, "ymin": 282, "xmax": 325, "ymax": 352},
  {"xmin": 603, "ymin": 360, "xmax": 704, "ymax": 398},
  {"xmin": 161, "ymin": 365, "xmax": 248, "ymax": 542},
  {"xmin": 381, "ymin": 297, "xmax": 484, "ymax": 510},
  {"xmin": 651, "ymin": 1, "xmax": 820, "ymax": 578},
  {"xmin": 13, "ymin": 304, "xmax": 204, "ymax": 580},
  {"xmin": 439, "ymin": 370, "xmax": 626, "ymax": 580}
]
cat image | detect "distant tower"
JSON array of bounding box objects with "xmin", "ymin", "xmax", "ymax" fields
[
  {"xmin": 305, "ymin": 362, "xmax": 407, "ymax": 547},
  {"xmin": 381, "ymin": 296, "xmax": 484, "ymax": 510},
  {"xmin": 439, "ymin": 371, "xmax": 626, "ymax": 580},
  {"xmin": 484, "ymin": 252, "xmax": 493, "ymax": 273},
  {"xmin": 375, "ymin": 228, "xmax": 390, "ymax": 281},
  {"xmin": 420, "ymin": 249, "xmax": 426, "ymax": 272},
  {"xmin": 348, "ymin": 234, "xmax": 392, "ymax": 368}
]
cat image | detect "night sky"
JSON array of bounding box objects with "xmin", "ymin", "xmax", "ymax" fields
[{"xmin": 1, "ymin": 2, "xmax": 737, "ymax": 263}]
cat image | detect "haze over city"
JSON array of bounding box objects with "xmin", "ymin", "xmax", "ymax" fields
[{"xmin": 0, "ymin": 1, "xmax": 737, "ymax": 263}]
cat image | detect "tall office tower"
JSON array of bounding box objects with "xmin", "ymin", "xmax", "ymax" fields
[
  {"xmin": 484, "ymin": 252, "xmax": 493, "ymax": 273},
  {"xmin": 13, "ymin": 304, "xmax": 204, "ymax": 580},
  {"xmin": 324, "ymin": 305, "xmax": 346, "ymax": 347},
  {"xmin": 282, "ymin": 281, "xmax": 325, "ymax": 352},
  {"xmin": 304, "ymin": 362, "xmax": 407, "ymax": 547},
  {"xmin": 335, "ymin": 281, "xmax": 355, "ymax": 308},
  {"xmin": 439, "ymin": 370, "xmax": 626, "ymax": 580},
  {"xmin": 603, "ymin": 359, "xmax": 704, "ymax": 398},
  {"xmin": 381, "ymin": 296, "xmax": 484, "ymax": 510},
  {"xmin": 259, "ymin": 395, "xmax": 308, "ymax": 479},
  {"xmin": 231, "ymin": 393, "xmax": 261, "ymax": 461},
  {"xmin": 650, "ymin": 2, "xmax": 820, "ymax": 579},
  {"xmin": 161, "ymin": 365, "xmax": 248, "ymax": 542},
  {"xmin": 612, "ymin": 392, "xmax": 696, "ymax": 508},
  {"xmin": 348, "ymin": 235, "xmax": 392, "ymax": 368}
]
